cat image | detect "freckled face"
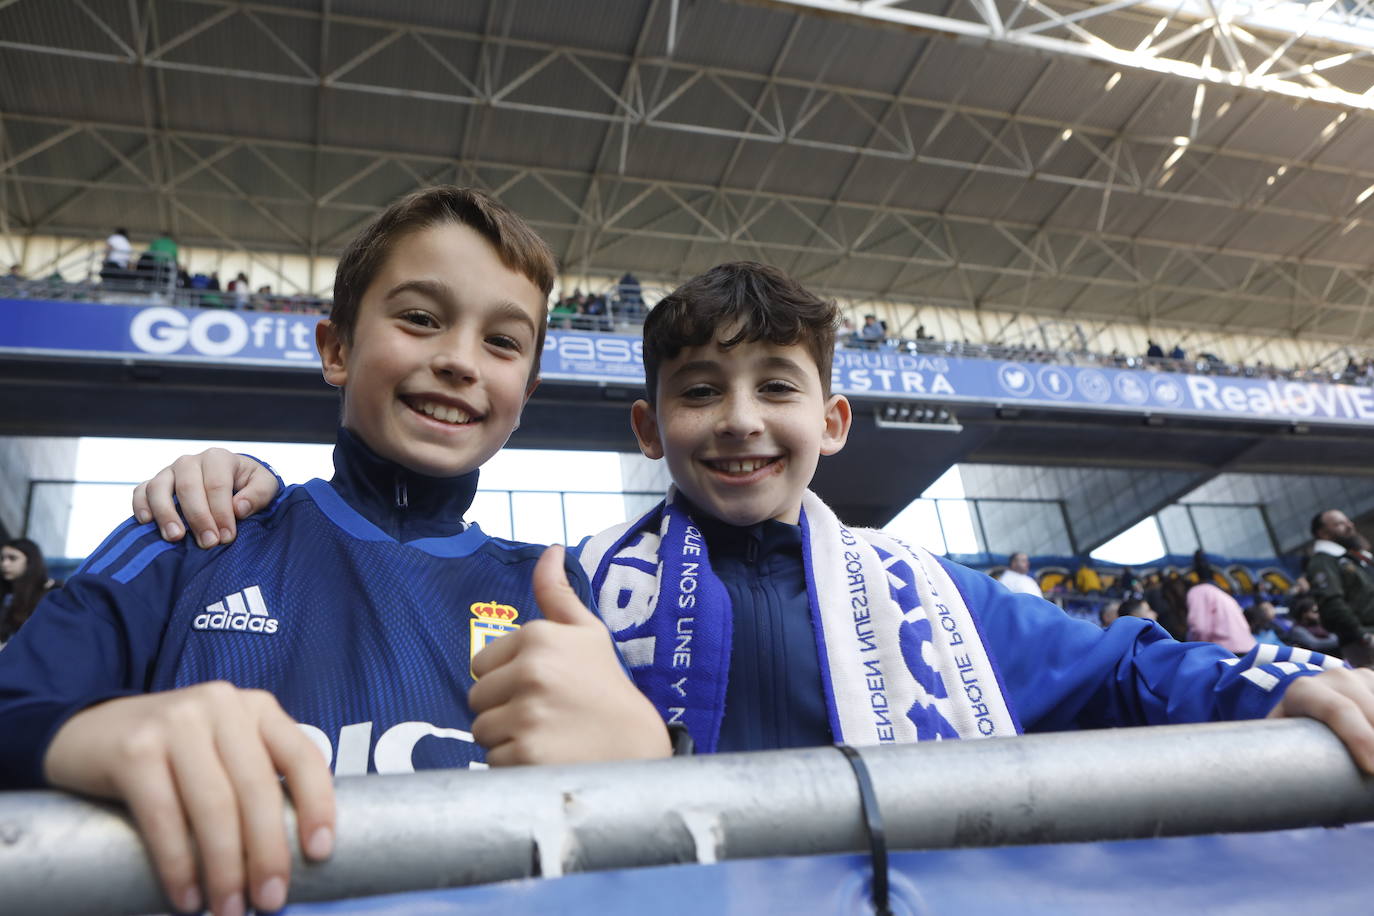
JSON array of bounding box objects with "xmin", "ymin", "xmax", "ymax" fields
[
  {"xmin": 631, "ymin": 335, "xmax": 850, "ymax": 526},
  {"xmin": 318, "ymin": 222, "xmax": 546, "ymax": 477}
]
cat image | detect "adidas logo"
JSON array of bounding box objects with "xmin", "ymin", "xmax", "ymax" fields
[{"xmin": 193, "ymin": 585, "xmax": 280, "ymax": 635}]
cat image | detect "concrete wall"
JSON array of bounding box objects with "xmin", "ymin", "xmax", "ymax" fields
[{"xmin": 0, "ymin": 436, "xmax": 79, "ymax": 554}]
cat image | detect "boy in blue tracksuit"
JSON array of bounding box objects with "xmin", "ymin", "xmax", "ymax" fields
[
  {"xmin": 137, "ymin": 265, "xmax": 1374, "ymax": 759},
  {"xmin": 0, "ymin": 187, "xmax": 667, "ymax": 916}
]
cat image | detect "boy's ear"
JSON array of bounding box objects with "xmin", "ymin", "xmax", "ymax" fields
[
  {"xmin": 630, "ymin": 399, "xmax": 665, "ymax": 460},
  {"xmin": 316, "ymin": 320, "xmax": 348, "ymax": 388},
  {"xmin": 820, "ymin": 393, "xmax": 852, "ymax": 457}
]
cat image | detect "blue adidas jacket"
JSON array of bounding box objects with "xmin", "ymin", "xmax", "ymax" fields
[
  {"xmin": 0, "ymin": 429, "xmax": 593, "ymax": 788},
  {"xmin": 689, "ymin": 513, "xmax": 1331, "ymax": 752}
]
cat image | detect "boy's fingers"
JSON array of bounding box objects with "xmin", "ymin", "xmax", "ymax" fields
[
  {"xmin": 468, "ymin": 657, "xmax": 527, "ymax": 717},
  {"xmin": 144, "ymin": 468, "xmax": 186, "ymax": 542},
  {"xmin": 260, "ymin": 711, "xmax": 336, "ymax": 863},
  {"xmin": 116, "ymin": 759, "xmax": 202, "ymax": 914},
  {"xmin": 1277, "ymin": 673, "xmax": 1374, "ymax": 772},
  {"xmin": 532, "ymin": 545, "xmax": 595, "ymax": 627},
  {"xmin": 166, "ymin": 733, "xmax": 247, "ymax": 916},
  {"xmin": 471, "ymin": 715, "xmax": 531, "ymax": 766},
  {"xmin": 132, "ymin": 481, "xmax": 152, "ymax": 525},
  {"xmin": 167, "ymin": 457, "xmax": 219, "ymax": 549},
  {"xmin": 235, "ymin": 458, "xmax": 280, "ymax": 519},
  {"xmin": 197, "ymin": 450, "xmax": 242, "ymax": 544},
  {"xmin": 470, "ymin": 628, "xmax": 525, "ymax": 681},
  {"xmin": 213, "ymin": 702, "xmax": 292, "ymax": 913}
]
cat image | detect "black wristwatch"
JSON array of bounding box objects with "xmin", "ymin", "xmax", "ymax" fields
[{"xmin": 667, "ymin": 723, "xmax": 695, "ymax": 756}]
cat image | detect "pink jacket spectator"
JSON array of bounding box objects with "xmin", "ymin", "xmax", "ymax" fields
[{"xmin": 1186, "ymin": 583, "xmax": 1257, "ymax": 655}]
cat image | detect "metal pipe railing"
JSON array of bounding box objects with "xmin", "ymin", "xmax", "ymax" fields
[{"xmin": 1, "ymin": 718, "xmax": 1371, "ymax": 914}]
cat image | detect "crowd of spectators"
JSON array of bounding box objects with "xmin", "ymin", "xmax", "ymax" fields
[
  {"xmin": 995, "ymin": 537, "xmax": 1365, "ymax": 664},
  {"xmin": 549, "ymin": 272, "xmax": 646, "ymax": 331},
  {"xmin": 0, "ymin": 228, "xmax": 330, "ymax": 314},
  {"xmin": 7, "ymin": 234, "xmax": 1374, "ymax": 383}
]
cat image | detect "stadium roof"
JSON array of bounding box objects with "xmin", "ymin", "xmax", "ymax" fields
[{"xmin": 3, "ymin": 0, "xmax": 1374, "ymax": 342}]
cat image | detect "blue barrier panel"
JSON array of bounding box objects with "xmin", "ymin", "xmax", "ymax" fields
[
  {"xmin": 291, "ymin": 822, "xmax": 1374, "ymax": 915},
  {"xmin": 8, "ymin": 297, "xmax": 1374, "ymax": 426}
]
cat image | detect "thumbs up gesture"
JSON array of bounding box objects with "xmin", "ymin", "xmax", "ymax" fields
[{"xmin": 468, "ymin": 545, "xmax": 672, "ymax": 766}]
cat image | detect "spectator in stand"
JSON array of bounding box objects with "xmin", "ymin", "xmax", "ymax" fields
[
  {"xmin": 583, "ymin": 292, "xmax": 609, "ymax": 331},
  {"xmin": 1285, "ymin": 595, "xmax": 1340, "ymax": 654},
  {"xmin": 615, "ymin": 271, "xmax": 644, "ymax": 321},
  {"xmin": 1, "ymin": 538, "xmax": 60, "ymax": 646},
  {"xmin": 857, "ymin": 314, "xmax": 885, "ymax": 348},
  {"xmin": 1245, "ymin": 601, "xmax": 1285, "ymax": 647},
  {"xmin": 100, "ymin": 227, "xmax": 132, "ymax": 282},
  {"xmin": 997, "ymin": 552, "xmax": 1042, "ymax": 597},
  {"xmin": 1306, "ymin": 509, "xmax": 1374, "ymax": 665},
  {"xmin": 1074, "ymin": 560, "xmax": 1103, "ymax": 594},
  {"xmin": 1099, "ymin": 600, "xmax": 1121, "ymax": 627},
  {"xmin": 1118, "ymin": 598, "xmax": 1158, "ymax": 622},
  {"xmin": 144, "ymin": 231, "xmax": 178, "ymax": 287},
  {"xmin": 1146, "ymin": 339, "xmax": 1164, "ymax": 359},
  {"xmin": 1169, "ymin": 343, "xmax": 1185, "ymax": 360},
  {"xmin": 1192, "ymin": 549, "xmax": 1217, "ymax": 587},
  {"xmin": 1142, "ymin": 572, "xmax": 1183, "ymax": 640},
  {"xmin": 1116, "ymin": 566, "xmax": 1143, "ymax": 601},
  {"xmin": 6, "ymin": 264, "xmax": 22, "ymax": 279},
  {"xmin": 229, "ymin": 272, "xmax": 250, "ymax": 309},
  {"xmin": 551, "ymin": 294, "xmax": 578, "ymax": 329},
  {"xmin": 1187, "ymin": 582, "xmax": 1256, "ymax": 655}
]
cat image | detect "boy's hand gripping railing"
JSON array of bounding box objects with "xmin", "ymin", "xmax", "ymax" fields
[{"xmin": 2, "ymin": 718, "xmax": 1373, "ymax": 915}]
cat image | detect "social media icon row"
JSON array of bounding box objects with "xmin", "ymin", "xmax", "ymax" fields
[{"xmin": 996, "ymin": 362, "xmax": 1184, "ymax": 407}]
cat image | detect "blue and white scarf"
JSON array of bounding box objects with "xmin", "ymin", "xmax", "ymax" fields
[{"xmin": 579, "ymin": 489, "xmax": 1019, "ymax": 752}]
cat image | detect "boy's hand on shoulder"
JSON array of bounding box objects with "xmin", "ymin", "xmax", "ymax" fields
[
  {"xmin": 44, "ymin": 682, "xmax": 335, "ymax": 916},
  {"xmin": 469, "ymin": 545, "xmax": 672, "ymax": 766},
  {"xmin": 1268, "ymin": 667, "xmax": 1374, "ymax": 772},
  {"xmin": 133, "ymin": 449, "xmax": 279, "ymax": 549}
]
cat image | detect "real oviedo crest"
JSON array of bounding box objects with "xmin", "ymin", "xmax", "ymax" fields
[{"xmin": 469, "ymin": 600, "xmax": 521, "ymax": 676}]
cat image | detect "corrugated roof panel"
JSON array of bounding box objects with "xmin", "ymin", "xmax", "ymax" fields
[
  {"xmin": 774, "ymin": 17, "xmax": 933, "ymax": 96},
  {"xmin": 159, "ymin": 72, "xmax": 317, "ymax": 144},
  {"xmin": 623, "ymin": 127, "xmax": 754, "ymax": 186},
  {"xmin": 669, "ymin": 1, "xmax": 798, "ymax": 73}
]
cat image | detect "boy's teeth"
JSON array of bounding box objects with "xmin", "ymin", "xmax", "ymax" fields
[
  {"xmin": 716, "ymin": 458, "xmax": 771, "ymax": 474},
  {"xmin": 416, "ymin": 401, "xmax": 473, "ymax": 425}
]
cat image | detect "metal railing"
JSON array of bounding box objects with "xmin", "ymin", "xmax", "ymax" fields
[{"xmin": 1, "ymin": 719, "xmax": 1371, "ymax": 914}]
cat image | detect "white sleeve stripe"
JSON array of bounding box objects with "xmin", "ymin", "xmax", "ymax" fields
[
  {"xmin": 1254, "ymin": 643, "xmax": 1281, "ymax": 665},
  {"xmin": 1222, "ymin": 657, "xmax": 1240, "ymax": 666},
  {"xmin": 1241, "ymin": 668, "xmax": 1281, "ymax": 692},
  {"xmin": 1289, "ymin": 647, "xmax": 1312, "ymax": 666},
  {"xmin": 1273, "ymin": 661, "xmax": 1302, "ymax": 676}
]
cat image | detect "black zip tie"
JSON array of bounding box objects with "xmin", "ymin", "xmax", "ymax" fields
[{"xmin": 835, "ymin": 744, "xmax": 892, "ymax": 916}]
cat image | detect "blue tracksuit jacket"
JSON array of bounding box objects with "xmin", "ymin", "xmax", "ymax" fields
[
  {"xmin": 0, "ymin": 429, "xmax": 592, "ymax": 787},
  {"xmin": 686, "ymin": 512, "xmax": 1330, "ymax": 752}
]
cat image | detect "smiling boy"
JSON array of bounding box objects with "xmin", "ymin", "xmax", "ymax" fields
[
  {"xmin": 585, "ymin": 263, "xmax": 1374, "ymax": 758},
  {"xmin": 0, "ymin": 187, "xmax": 666, "ymax": 916},
  {"xmin": 136, "ymin": 262, "xmax": 1374, "ymax": 765}
]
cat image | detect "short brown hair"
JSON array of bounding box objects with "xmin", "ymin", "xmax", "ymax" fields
[
  {"xmin": 642, "ymin": 261, "xmax": 839, "ymax": 403},
  {"xmin": 332, "ymin": 186, "xmax": 557, "ymax": 378}
]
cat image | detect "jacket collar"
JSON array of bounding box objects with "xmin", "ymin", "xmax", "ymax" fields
[
  {"xmin": 1313, "ymin": 539, "xmax": 1347, "ymax": 558},
  {"xmin": 327, "ymin": 427, "xmax": 479, "ymax": 539}
]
